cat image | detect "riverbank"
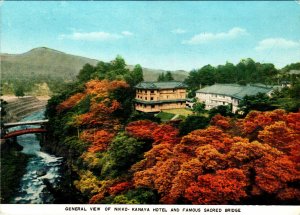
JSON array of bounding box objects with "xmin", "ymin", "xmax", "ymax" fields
[
  {"xmin": 0, "ymin": 140, "xmax": 30, "ymax": 203},
  {"xmin": 1, "ymin": 95, "xmax": 49, "ymax": 123},
  {"xmin": 0, "ymin": 101, "xmax": 51, "ymax": 203}
]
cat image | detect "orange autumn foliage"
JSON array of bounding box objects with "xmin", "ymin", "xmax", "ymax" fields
[
  {"xmin": 80, "ymin": 129, "xmax": 115, "ymax": 153},
  {"xmin": 131, "ymin": 125, "xmax": 251, "ymax": 204},
  {"xmin": 126, "ymin": 120, "xmax": 159, "ymax": 141},
  {"xmin": 130, "ymin": 110, "xmax": 300, "ymax": 204},
  {"xmin": 276, "ymin": 188, "xmax": 300, "ymax": 201},
  {"xmin": 89, "ymin": 192, "xmax": 106, "ymax": 204},
  {"xmin": 72, "ymin": 80, "xmax": 128, "ymax": 132},
  {"xmin": 134, "ymin": 158, "xmax": 183, "ymax": 203},
  {"xmin": 238, "ymin": 109, "xmax": 287, "ymax": 135},
  {"xmin": 258, "ymin": 121, "xmax": 299, "ymax": 153},
  {"xmin": 184, "ymin": 168, "xmax": 248, "ymax": 204},
  {"xmin": 126, "ymin": 120, "xmax": 180, "ymax": 145},
  {"xmin": 109, "ymin": 182, "xmax": 132, "ymax": 196},
  {"xmin": 177, "ymin": 126, "xmax": 236, "ymax": 154},
  {"xmin": 152, "ymin": 124, "xmax": 180, "ymax": 145},
  {"xmin": 285, "ymin": 112, "xmax": 300, "ymax": 131},
  {"xmin": 210, "ymin": 114, "xmax": 232, "ymax": 130},
  {"xmin": 167, "ymin": 158, "xmax": 204, "ymax": 204},
  {"xmin": 85, "ymin": 79, "xmax": 128, "ymax": 100},
  {"xmin": 253, "ymin": 155, "xmax": 300, "ymax": 197},
  {"xmin": 56, "ymin": 93, "xmax": 85, "ymax": 113}
]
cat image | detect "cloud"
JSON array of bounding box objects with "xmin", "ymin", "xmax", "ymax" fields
[
  {"xmin": 59, "ymin": 31, "xmax": 134, "ymax": 41},
  {"xmin": 255, "ymin": 38, "xmax": 300, "ymax": 51},
  {"xmin": 183, "ymin": 27, "xmax": 248, "ymax": 45},
  {"xmin": 121, "ymin": 31, "xmax": 134, "ymax": 36},
  {"xmin": 172, "ymin": 28, "xmax": 186, "ymax": 34}
]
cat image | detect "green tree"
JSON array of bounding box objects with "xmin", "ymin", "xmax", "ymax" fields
[
  {"xmin": 157, "ymin": 71, "xmax": 174, "ymax": 82},
  {"xmin": 107, "ymin": 55, "xmax": 129, "ymax": 80},
  {"xmin": 101, "ymin": 133, "xmax": 149, "ymax": 178},
  {"xmin": 208, "ymin": 105, "xmax": 233, "ymax": 118},
  {"xmin": 215, "ymin": 62, "xmax": 236, "ymax": 83},
  {"xmin": 157, "ymin": 72, "xmax": 165, "ymax": 82},
  {"xmin": 132, "ymin": 64, "xmax": 144, "ymax": 84},
  {"xmin": 179, "ymin": 115, "xmax": 210, "ymax": 135},
  {"xmin": 124, "ymin": 64, "xmax": 144, "ymax": 87},
  {"xmin": 238, "ymin": 93, "xmax": 276, "ymax": 116},
  {"xmin": 14, "ymin": 85, "xmax": 25, "ymax": 97},
  {"xmin": 94, "ymin": 61, "xmax": 111, "ymax": 80},
  {"xmin": 165, "ymin": 71, "xmax": 174, "ymax": 81},
  {"xmin": 192, "ymin": 102, "xmax": 206, "ymax": 114},
  {"xmin": 77, "ymin": 63, "xmax": 96, "ymax": 83}
]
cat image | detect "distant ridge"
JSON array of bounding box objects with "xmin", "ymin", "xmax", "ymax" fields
[
  {"xmin": 1, "ymin": 47, "xmax": 188, "ymax": 82},
  {"xmin": 1, "ymin": 47, "xmax": 98, "ymax": 81}
]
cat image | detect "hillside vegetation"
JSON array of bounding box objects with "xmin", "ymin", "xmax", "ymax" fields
[
  {"xmin": 1, "ymin": 47, "xmax": 98, "ymax": 81},
  {"xmin": 1, "ymin": 47, "xmax": 188, "ymax": 96},
  {"xmin": 45, "ymin": 55, "xmax": 300, "ymax": 204}
]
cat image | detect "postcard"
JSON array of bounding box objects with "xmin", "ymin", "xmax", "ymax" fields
[{"xmin": 0, "ymin": 1, "xmax": 299, "ymax": 215}]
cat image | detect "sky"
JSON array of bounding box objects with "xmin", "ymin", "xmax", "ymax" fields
[{"xmin": 1, "ymin": 1, "xmax": 300, "ymax": 71}]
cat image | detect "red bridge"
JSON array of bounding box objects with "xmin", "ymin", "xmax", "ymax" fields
[{"xmin": 3, "ymin": 128, "xmax": 47, "ymax": 139}]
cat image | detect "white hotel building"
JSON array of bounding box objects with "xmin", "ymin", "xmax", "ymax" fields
[{"xmin": 195, "ymin": 84, "xmax": 277, "ymax": 113}]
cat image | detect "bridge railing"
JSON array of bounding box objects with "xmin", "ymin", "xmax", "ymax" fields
[{"xmin": 3, "ymin": 119, "xmax": 49, "ymax": 128}]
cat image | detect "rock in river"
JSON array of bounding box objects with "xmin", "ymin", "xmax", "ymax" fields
[{"xmin": 36, "ymin": 169, "xmax": 47, "ymax": 177}]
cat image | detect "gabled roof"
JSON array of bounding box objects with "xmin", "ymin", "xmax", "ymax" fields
[
  {"xmin": 135, "ymin": 81, "xmax": 187, "ymax": 89},
  {"xmin": 196, "ymin": 84, "xmax": 277, "ymax": 100}
]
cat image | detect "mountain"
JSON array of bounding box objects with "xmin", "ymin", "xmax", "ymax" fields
[
  {"xmin": 1, "ymin": 47, "xmax": 188, "ymax": 82},
  {"xmin": 1, "ymin": 47, "xmax": 99, "ymax": 81}
]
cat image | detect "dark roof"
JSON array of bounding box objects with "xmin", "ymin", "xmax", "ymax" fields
[
  {"xmin": 135, "ymin": 99, "xmax": 186, "ymax": 104},
  {"xmin": 196, "ymin": 84, "xmax": 277, "ymax": 100},
  {"xmin": 135, "ymin": 81, "xmax": 187, "ymax": 89}
]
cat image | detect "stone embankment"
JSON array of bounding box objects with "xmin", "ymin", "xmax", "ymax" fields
[{"xmin": 2, "ymin": 96, "xmax": 49, "ymax": 123}]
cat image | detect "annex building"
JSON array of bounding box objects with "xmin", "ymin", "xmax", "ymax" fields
[
  {"xmin": 196, "ymin": 84, "xmax": 277, "ymax": 113},
  {"xmin": 135, "ymin": 81, "xmax": 187, "ymax": 112}
]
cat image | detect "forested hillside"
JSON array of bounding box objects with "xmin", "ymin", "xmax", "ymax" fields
[
  {"xmin": 45, "ymin": 56, "xmax": 300, "ymax": 205},
  {"xmin": 1, "ymin": 47, "xmax": 188, "ymax": 96},
  {"xmin": 184, "ymin": 58, "xmax": 300, "ymax": 97}
]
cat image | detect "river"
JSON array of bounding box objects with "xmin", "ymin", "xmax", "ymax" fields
[{"xmin": 10, "ymin": 110, "xmax": 63, "ymax": 203}]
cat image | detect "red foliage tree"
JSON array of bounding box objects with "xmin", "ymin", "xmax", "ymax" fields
[
  {"xmin": 238, "ymin": 109, "xmax": 286, "ymax": 136},
  {"xmin": 56, "ymin": 93, "xmax": 85, "ymax": 113},
  {"xmin": 253, "ymin": 155, "xmax": 300, "ymax": 198},
  {"xmin": 126, "ymin": 120, "xmax": 159, "ymax": 141},
  {"xmin": 131, "ymin": 110, "xmax": 300, "ymax": 204},
  {"xmin": 80, "ymin": 129, "xmax": 115, "ymax": 153},
  {"xmin": 184, "ymin": 168, "xmax": 248, "ymax": 204},
  {"xmin": 210, "ymin": 114, "xmax": 232, "ymax": 130},
  {"xmin": 109, "ymin": 182, "xmax": 132, "ymax": 196},
  {"xmin": 258, "ymin": 121, "xmax": 299, "ymax": 153}
]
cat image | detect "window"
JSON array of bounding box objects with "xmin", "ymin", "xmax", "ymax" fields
[
  {"xmin": 167, "ymin": 96, "xmax": 169, "ymax": 99},
  {"xmin": 151, "ymin": 97, "xmax": 154, "ymax": 100},
  {"xmin": 145, "ymin": 90, "xmax": 147, "ymax": 93},
  {"xmin": 145, "ymin": 97, "xmax": 147, "ymax": 100},
  {"xmin": 151, "ymin": 90, "xmax": 154, "ymax": 93},
  {"xmin": 151, "ymin": 105, "xmax": 155, "ymax": 108}
]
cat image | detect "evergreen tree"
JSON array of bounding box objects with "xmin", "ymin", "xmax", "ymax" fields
[
  {"xmin": 157, "ymin": 72, "xmax": 165, "ymax": 82},
  {"xmin": 165, "ymin": 71, "xmax": 174, "ymax": 81},
  {"xmin": 14, "ymin": 85, "xmax": 25, "ymax": 97},
  {"xmin": 157, "ymin": 71, "xmax": 174, "ymax": 82}
]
